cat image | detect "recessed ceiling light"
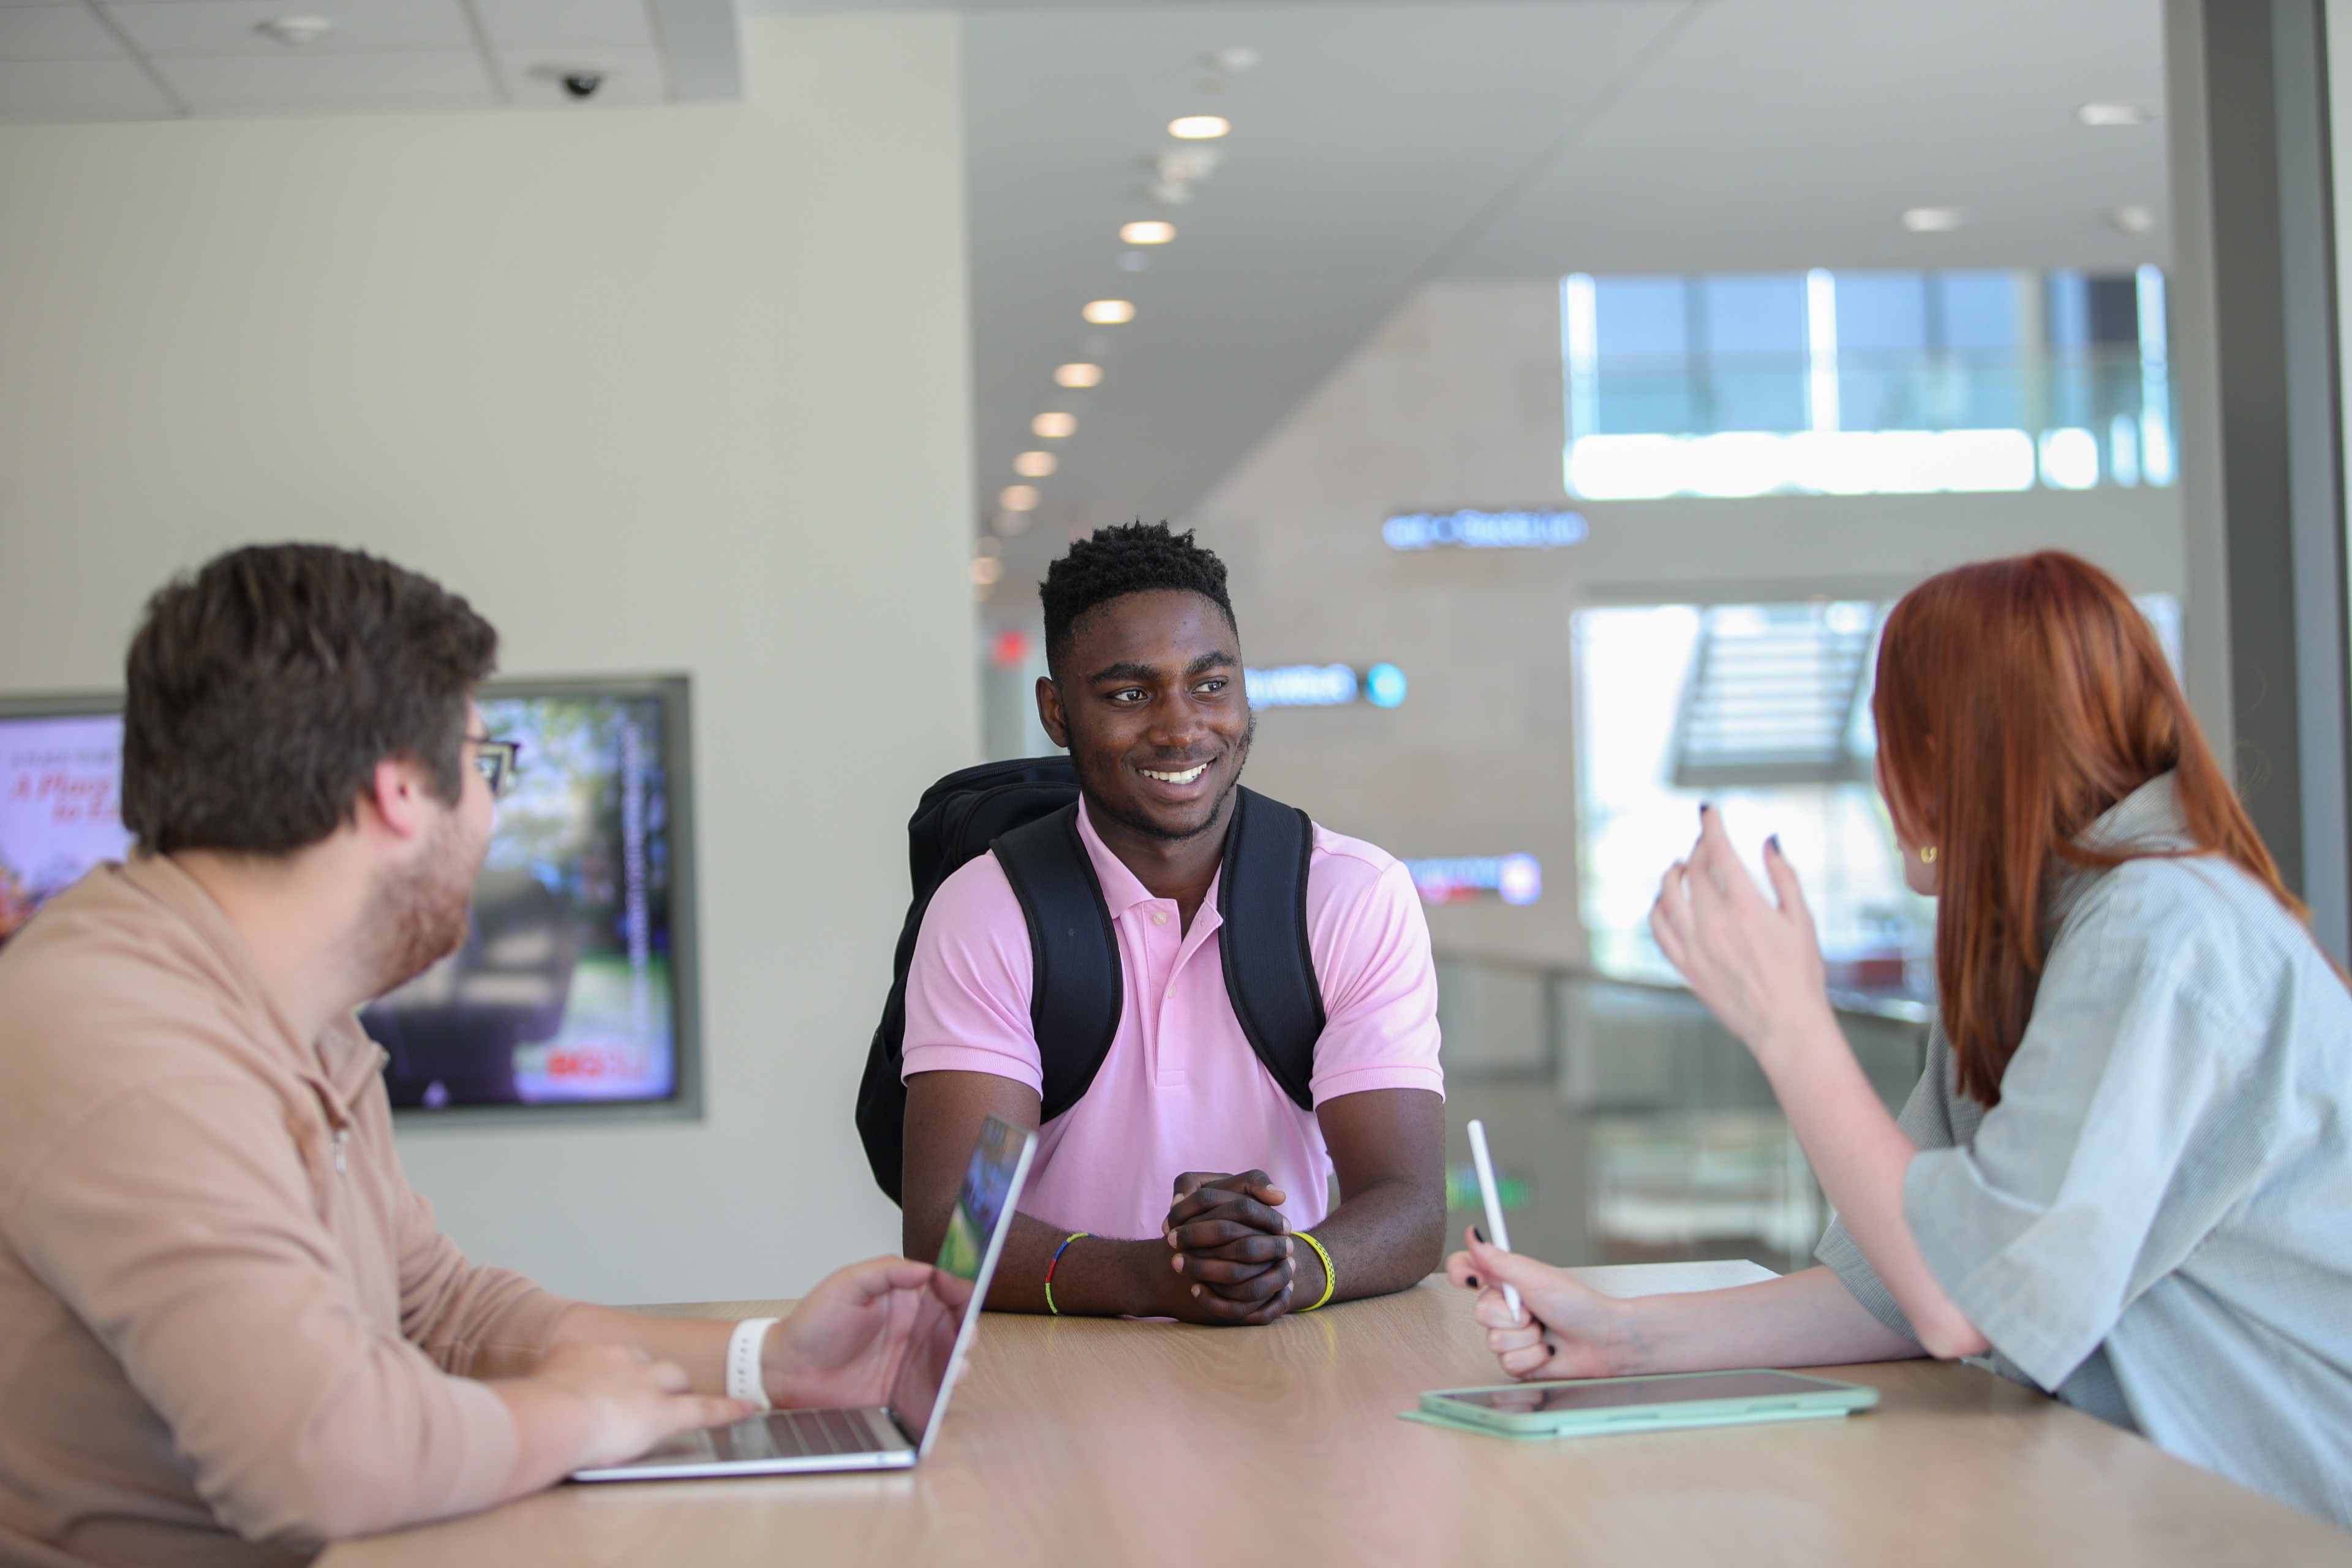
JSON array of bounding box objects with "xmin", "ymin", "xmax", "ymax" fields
[
  {"xmin": 1055, "ymin": 363, "xmax": 1103, "ymax": 388},
  {"xmin": 1169, "ymin": 116, "xmax": 1230, "ymax": 140},
  {"xmin": 1083, "ymin": 300, "xmax": 1136, "ymax": 325},
  {"xmin": 2111, "ymin": 204, "xmax": 2157, "ymax": 235},
  {"xmin": 1121, "ymin": 221, "xmax": 1177, "ymax": 245},
  {"xmin": 1014, "ymin": 451, "xmax": 1058, "ymax": 477},
  {"xmin": 970, "ymin": 556, "xmax": 1005, "ymax": 587},
  {"xmin": 254, "ymin": 15, "xmax": 333, "ymax": 45},
  {"xmin": 1033, "ymin": 412, "xmax": 1077, "ymax": 439},
  {"xmin": 1208, "ymin": 47, "xmax": 1260, "ymax": 74},
  {"xmin": 1902, "ymin": 206, "xmax": 1967, "ymax": 233},
  {"xmin": 999, "ymin": 484, "xmax": 1041, "ymax": 511},
  {"xmin": 2078, "ymin": 102, "xmax": 2155, "ymax": 127}
]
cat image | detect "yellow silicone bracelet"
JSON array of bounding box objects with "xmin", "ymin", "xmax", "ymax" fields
[{"xmin": 1295, "ymin": 1230, "xmax": 1336, "ymax": 1311}]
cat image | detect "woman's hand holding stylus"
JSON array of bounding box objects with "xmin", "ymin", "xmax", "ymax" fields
[{"xmin": 1443, "ymin": 1227, "xmax": 1640, "ymax": 1380}]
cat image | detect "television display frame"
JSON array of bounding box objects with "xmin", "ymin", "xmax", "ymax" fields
[{"xmin": 0, "ymin": 675, "xmax": 704, "ymax": 1128}]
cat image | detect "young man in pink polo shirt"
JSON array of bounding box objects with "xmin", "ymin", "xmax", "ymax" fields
[{"xmin": 899, "ymin": 524, "xmax": 1446, "ymax": 1324}]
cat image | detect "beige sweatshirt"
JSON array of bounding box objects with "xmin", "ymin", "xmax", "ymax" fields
[{"xmin": 0, "ymin": 856, "xmax": 577, "ymax": 1567}]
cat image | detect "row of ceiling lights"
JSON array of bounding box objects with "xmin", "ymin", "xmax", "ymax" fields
[
  {"xmin": 1901, "ymin": 102, "xmax": 2159, "ymax": 236},
  {"xmin": 988, "ymin": 85, "xmax": 1248, "ymax": 546},
  {"xmin": 978, "ymin": 88, "xmax": 2153, "ymax": 590}
]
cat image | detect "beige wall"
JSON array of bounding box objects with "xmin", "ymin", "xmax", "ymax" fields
[
  {"xmin": 1194, "ymin": 277, "xmax": 2188, "ymax": 970},
  {"xmin": 0, "ymin": 13, "xmax": 974, "ymax": 1302}
]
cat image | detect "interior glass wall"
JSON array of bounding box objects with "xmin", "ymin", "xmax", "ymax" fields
[{"xmin": 1564, "ymin": 266, "xmax": 2174, "ymax": 500}]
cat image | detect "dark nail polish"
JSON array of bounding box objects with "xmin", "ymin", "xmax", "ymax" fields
[
  {"xmin": 1466, "ymin": 1275, "xmax": 1482, "ymax": 1289},
  {"xmin": 1699, "ymin": 801, "xmax": 1713, "ymax": 817},
  {"xmin": 1767, "ymin": 834, "xmax": 1782, "ymax": 854},
  {"xmin": 1472, "ymin": 1225, "xmax": 1487, "ymax": 1243}
]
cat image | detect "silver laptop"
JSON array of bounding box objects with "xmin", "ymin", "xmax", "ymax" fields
[{"xmin": 573, "ymin": 1114, "xmax": 1036, "ymax": 1481}]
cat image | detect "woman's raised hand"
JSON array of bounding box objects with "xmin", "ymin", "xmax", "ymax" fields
[
  {"xmin": 1444, "ymin": 1227, "xmax": 1635, "ymax": 1381},
  {"xmin": 1648, "ymin": 806, "xmax": 1836, "ymax": 1068}
]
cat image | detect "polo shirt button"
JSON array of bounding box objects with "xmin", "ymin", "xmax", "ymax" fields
[
  {"xmin": 1165, "ymin": 986, "xmax": 1175, "ymax": 1000},
  {"xmin": 1151, "ymin": 910, "xmax": 1168, "ymax": 926}
]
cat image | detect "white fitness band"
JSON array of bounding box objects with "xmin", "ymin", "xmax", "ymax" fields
[{"xmin": 726, "ymin": 1317, "xmax": 778, "ymax": 1411}]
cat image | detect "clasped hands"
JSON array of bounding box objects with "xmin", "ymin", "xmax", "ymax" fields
[{"xmin": 1163, "ymin": 1169, "xmax": 1302, "ymax": 1325}]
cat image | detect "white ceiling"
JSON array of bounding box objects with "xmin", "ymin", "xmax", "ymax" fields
[
  {"xmin": 0, "ymin": 0, "xmax": 739, "ymax": 120},
  {"xmin": 790, "ymin": 0, "xmax": 2168, "ymax": 600}
]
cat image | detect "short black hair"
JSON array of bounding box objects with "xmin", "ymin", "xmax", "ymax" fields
[
  {"xmin": 122, "ymin": 543, "xmax": 499, "ymax": 856},
  {"xmin": 1039, "ymin": 522, "xmax": 1237, "ymax": 676}
]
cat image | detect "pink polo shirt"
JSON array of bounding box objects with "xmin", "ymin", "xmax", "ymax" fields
[{"xmin": 900, "ymin": 798, "xmax": 1443, "ymax": 1240}]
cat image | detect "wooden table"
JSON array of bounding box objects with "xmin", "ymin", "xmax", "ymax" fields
[{"xmin": 323, "ymin": 1275, "xmax": 2347, "ymax": 1567}]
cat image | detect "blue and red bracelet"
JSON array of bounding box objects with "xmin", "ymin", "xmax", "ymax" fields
[{"xmin": 1044, "ymin": 1231, "xmax": 1088, "ymax": 1316}]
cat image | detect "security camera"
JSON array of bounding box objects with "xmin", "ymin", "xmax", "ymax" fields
[{"xmin": 530, "ymin": 64, "xmax": 605, "ymax": 99}]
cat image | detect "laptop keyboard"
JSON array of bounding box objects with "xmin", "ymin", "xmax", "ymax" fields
[{"xmin": 769, "ymin": 1408, "xmax": 886, "ymax": 1457}]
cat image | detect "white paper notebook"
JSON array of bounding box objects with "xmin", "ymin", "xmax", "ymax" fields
[{"xmin": 1561, "ymin": 1259, "xmax": 1779, "ymax": 1298}]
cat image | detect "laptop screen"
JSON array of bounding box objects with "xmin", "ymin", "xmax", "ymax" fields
[{"xmin": 886, "ymin": 1114, "xmax": 1035, "ymax": 1452}]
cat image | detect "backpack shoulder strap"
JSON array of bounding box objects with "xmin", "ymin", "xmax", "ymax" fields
[
  {"xmin": 991, "ymin": 802, "xmax": 1124, "ymax": 1122},
  {"xmin": 1216, "ymin": 786, "xmax": 1323, "ymax": 1110}
]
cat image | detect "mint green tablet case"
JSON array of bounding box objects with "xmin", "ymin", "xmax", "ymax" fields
[{"xmin": 1402, "ymin": 1371, "xmax": 1877, "ymax": 1441}]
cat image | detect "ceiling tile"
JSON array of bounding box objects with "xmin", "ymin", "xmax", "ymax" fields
[
  {"xmin": 0, "ymin": 6, "xmax": 123, "ymax": 59},
  {"xmin": 103, "ymin": 0, "xmax": 472, "ymax": 57},
  {"xmin": 472, "ymin": 0, "xmax": 650, "ymax": 48},
  {"xmin": 494, "ymin": 42, "xmax": 667, "ymax": 106},
  {"xmin": 0, "ymin": 56, "xmax": 173, "ymax": 119},
  {"xmin": 154, "ymin": 47, "xmax": 494, "ymax": 110}
]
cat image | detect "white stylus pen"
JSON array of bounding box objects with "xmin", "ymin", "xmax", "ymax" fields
[{"xmin": 1465, "ymin": 1119, "xmax": 1523, "ymax": 1325}]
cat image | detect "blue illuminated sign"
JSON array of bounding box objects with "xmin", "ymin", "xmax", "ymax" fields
[
  {"xmin": 1382, "ymin": 509, "xmax": 1588, "ymax": 551},
  {"xmin": 1245, "ymin": 665, "xmax": 1355, "ymax": 707},
  {"xmin": 1403, "ymin": 854, "xmax": 1542, "ymax": 906},
  {"xmin": 1245, "ymin": 664, "xmax": 1409, "ymax": 710}
]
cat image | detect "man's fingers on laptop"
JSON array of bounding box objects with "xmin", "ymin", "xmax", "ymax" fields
[{"xmin": 537, "ymin": 1342, "xmax": 753, "ymax": 1470}]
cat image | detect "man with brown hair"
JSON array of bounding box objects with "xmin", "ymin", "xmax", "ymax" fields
[{"xmin": 0, "ymin": 545, "xmax": 934, "ymax": 1566}]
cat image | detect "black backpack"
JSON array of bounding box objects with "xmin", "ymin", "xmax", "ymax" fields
[{"xmin": 855, "ymin": 755, "xmax": 1325, "ymax": 1203}]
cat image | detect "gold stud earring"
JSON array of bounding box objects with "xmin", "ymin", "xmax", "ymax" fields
[{"xmin": 1920, "ymin": 845, "xmax": 1937, "ymax": 864}]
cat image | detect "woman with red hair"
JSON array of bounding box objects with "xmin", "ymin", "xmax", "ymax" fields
[{"xmin": 1450, "ymin": 552, "xmax": 2352, "ymax": 1525}]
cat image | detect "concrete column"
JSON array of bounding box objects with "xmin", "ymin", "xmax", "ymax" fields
[{"xmin": 2167, "ymin": 0, "xmax": 2352, "ymax": 961}]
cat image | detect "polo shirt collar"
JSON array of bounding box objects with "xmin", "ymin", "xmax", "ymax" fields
[{"xmin": 1075, "ymin": 794, "xmax": 1227, "ymax": 926}]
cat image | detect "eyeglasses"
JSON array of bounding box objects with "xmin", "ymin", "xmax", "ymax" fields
[{"xmin": 466, "ymin": 734, "xmax": 522, "ymax": 799}]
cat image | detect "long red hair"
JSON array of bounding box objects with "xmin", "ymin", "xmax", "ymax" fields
[{"xmin": 1872, "ymin": 552, "xmax": 2305, "ymax": 1106}]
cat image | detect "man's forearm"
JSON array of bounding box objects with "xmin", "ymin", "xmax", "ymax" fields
[
  {"xmin": 1292, "ymin": 1174, "xmax": 1443, "ymax": 1305},
  {"xmin": 979, "ymin": 1213, "xmax": 1182, "ymax": 1317},
  {"xmin": 548, "ymin": 1304, "xmax": 731, "ymax": 1392}
]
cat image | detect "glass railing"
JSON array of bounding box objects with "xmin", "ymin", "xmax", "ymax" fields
[{"xmin": 1437, "ymin": 960, "xmax": 1929, "ymax": 1271}]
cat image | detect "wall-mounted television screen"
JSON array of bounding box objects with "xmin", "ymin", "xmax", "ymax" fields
[{"xmin": 0, "ymin": 678, "xmax": 699, "ymax": 1120}]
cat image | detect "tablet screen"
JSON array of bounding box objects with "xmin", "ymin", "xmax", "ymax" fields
[{"xmin": 1441, "ymin": 1370, "xmax": 1842, "ymax": 1414}]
